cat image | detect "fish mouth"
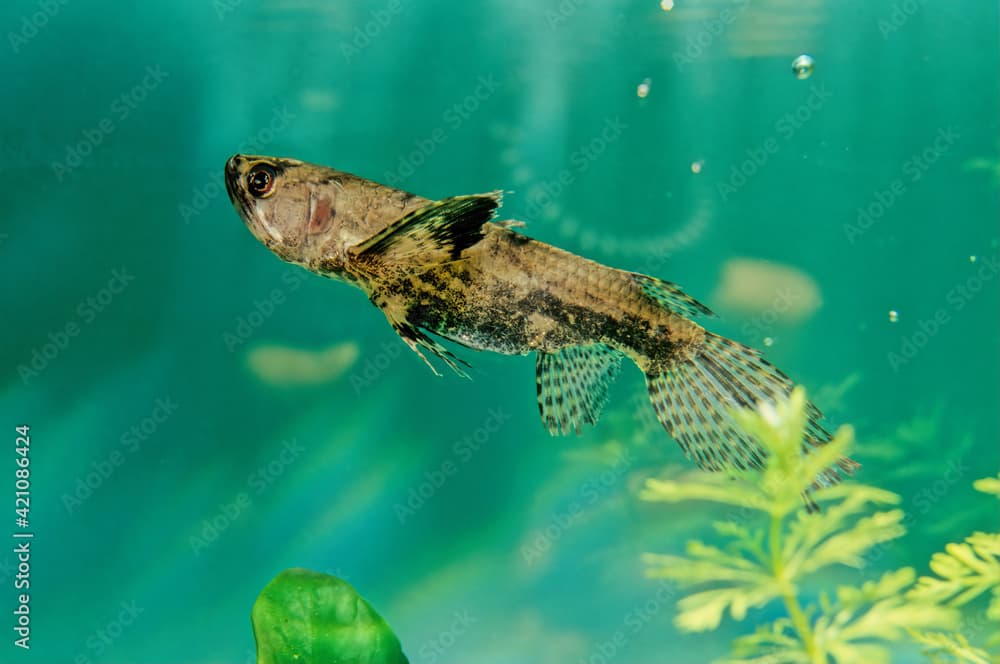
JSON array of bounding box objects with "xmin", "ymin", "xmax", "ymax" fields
[{"xmin": 224, "ymin": 154, "xmax": 250, "ymax": 214}]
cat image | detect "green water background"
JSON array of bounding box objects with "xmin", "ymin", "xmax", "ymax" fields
[{"xmin": 3, "ymin": 0, "xmax": 998, "ymax": 662}]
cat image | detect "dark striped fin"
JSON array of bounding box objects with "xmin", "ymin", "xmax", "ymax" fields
[
  {"xmin": 350, "ymin": 192, "xmax": 501, "ymax": 266},
  {"xmin": 390, "ymin": 320, "xmax": 470, "ymax": 379},
  {"xmin": 632, "ymin": 273, "xmax": 715, "ymax": 318},
  {"xmin": 537, "ymin": 344, "xmax": 624, "ymax": 435},
  {"xmin": 646, "ymin": 332, "xmax": 859, "ymax": 508}
]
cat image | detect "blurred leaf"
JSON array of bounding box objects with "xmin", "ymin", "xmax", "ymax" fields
[
  {"xmin": 973, "ymin": 474, "xmax": 1000, "ymax": 498},
  {"xmin": 723, "ymin": 618, "xmax": 810, "ymax": 664},
  {"xmin": 641, "ymin": 474, "xmax": 765, "ymax": 511},
  {"xmin": 816, "ymin": 569, "xmax": 959, "ymax": 658},
  {"xmin": 643, "ymin": 541, "xmax": 779, "ymax": 632},
  {"xmin": 909, "ymin": 630, "xmax": 992, "ymax": 664},
  {"xmin": 910, "ymin": 533, "xmax": 1000, "ymax": 608}
]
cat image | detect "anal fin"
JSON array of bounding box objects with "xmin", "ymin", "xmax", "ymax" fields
[{"xmin": 537, "ymin": 344, "xmax": 624, "ymax": 435}]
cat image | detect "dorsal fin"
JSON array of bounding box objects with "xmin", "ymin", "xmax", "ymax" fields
[
  {"xmin": 350, "ymin": 192, "xmax": 502, "ymax": 266},
  {"xmin": 631, "ymin": 273, "xmax": 715, "ymax": 318}
]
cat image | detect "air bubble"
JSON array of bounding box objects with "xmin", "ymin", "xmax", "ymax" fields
[
  {"xmin": 637, "ymin": 78, "xmax": 652, "ymax": 98},
  {"xmin": 888, "ymin": 310, "xmax": 899, "ymax": 323},
  {"xmin": 791, "ymin": 54, "xmax": 815, "ymax": 80}
]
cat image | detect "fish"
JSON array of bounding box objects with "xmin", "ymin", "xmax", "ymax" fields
[{"xmin": 224, "ymin": 154, "xmax": 859, "ymax": 502}]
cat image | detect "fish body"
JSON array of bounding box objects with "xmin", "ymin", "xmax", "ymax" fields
[{"xmin": 224, "ymin": 154, "xmax": 858, "ymax": 499}]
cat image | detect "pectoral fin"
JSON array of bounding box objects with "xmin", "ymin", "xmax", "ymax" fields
[
  {"xmin": 373, "ymin": 298, "xmax": 471, "ymax": 378},
  {"xmin": 350, "ymin": 192, "xmax": 502, "ymax": 267}
]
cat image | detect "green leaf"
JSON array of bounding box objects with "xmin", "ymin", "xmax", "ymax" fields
[
  {"xmin": 722, "ymin": 619, "xmax": 809, "ymax": 664},
  {"xmin": 794, "ymin": 510, "xmax": 906, "ymax": 576},
  {"xmin": 910, "ymin": 532, "xmax": 1000, "ymax": 608},
  {"xmin": 252, "ymin": 568, "xmax": 408, "ymax": 664},
  {"xmin": 641, "ymin": 474, "xmax": 766, "ymax": 511},
  {"xmin": 909, "ymin": 630, "xmax": 992, "ymax": 664},
  {"xmin": 816, "ymin": 569, "xmax": 959, "ymax": 646},
  {"xmin": 674, "ymin": 583, "xmax": 782, "ymax": 632}
]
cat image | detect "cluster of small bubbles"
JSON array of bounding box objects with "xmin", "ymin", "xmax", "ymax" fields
[
  {"xmin": 888, "ymin": 310, "xmax": 899, "ymax": 323},
  {"xmin": 690, "ymin": 160, "xmax": 704, "ymax": 174},
  {"xmin": 660, "ymin": 0, "xmax": 674, "ymax": 10},
  {"xmin": 791, "ymin": 54, "xmax": 815, "ymax": 80},
  {"xmin": 637, "ymin": 77, "xmax": 652, "ymax": 98},
  {"xmin": 763, "ymin": 337, "xmax": 774, "ymax": 347}
]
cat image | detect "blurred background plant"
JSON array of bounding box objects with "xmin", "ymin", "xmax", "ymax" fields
[{"xmin": 641, "ymin": 389, "xmax": 999, "ymax": 663}]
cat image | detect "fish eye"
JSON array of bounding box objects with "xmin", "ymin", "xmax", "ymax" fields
[{"xmin": 246, "ymin": 163, "xmax": 277, "ymax": 198}]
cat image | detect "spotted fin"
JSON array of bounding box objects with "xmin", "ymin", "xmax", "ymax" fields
[
  {"xmin": 632, "ymin": 273, "xmax": 715, "ymax": 318},
  {"xmin": 536, "ymin": 344, "xmax": 624, "ymax": 435},
  {"xmin": 350, "ymin": 192, "xmax": 502, "ymax": 266},
  {"xmin": 646, "ymin": 332, "xmax": 859, "ymax": 510}
]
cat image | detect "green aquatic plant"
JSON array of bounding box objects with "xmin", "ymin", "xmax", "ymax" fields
[
  {"xmin": 907, "ymin": 473, "xmax": 1000, "ymax": 659},
  {"xmin": 252, "ymin": 568, "xmax": 408, "ymax": 664},
  {"xmin": 639, "ymin": 387, "xmax": 997, "ymax": 663}
]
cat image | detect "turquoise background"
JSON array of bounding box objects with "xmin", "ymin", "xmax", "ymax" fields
[{"xmin": 3, "ymin": 0, "xmax": 998, "ymax": 662}]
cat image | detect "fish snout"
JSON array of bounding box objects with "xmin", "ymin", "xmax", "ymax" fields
[
  {"xmin": 224, "ymin": 154, "xmax": 249, "ymax": 205},
  {"xmin": 225, "ymin": 154, "xmax": 247, "ymax": 182}
]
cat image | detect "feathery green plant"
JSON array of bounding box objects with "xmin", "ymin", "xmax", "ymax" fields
[{"xmin": 641, "ymin": 387, "xmax": 998, "ymax": 663}]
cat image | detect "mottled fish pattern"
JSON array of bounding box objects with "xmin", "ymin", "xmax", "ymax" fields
[{"xmin": 224, "ymin": 154, "xmax": 858, "ymax": 505}]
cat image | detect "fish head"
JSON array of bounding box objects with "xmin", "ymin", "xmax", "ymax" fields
[{"xmin": 224, "ymin": 154, "xmax": 429, "ymax": 276}]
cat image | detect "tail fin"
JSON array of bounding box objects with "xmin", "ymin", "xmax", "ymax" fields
[{"xmin": 646, "ymin": 332, "xmax": 859, "ymax": 507}]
